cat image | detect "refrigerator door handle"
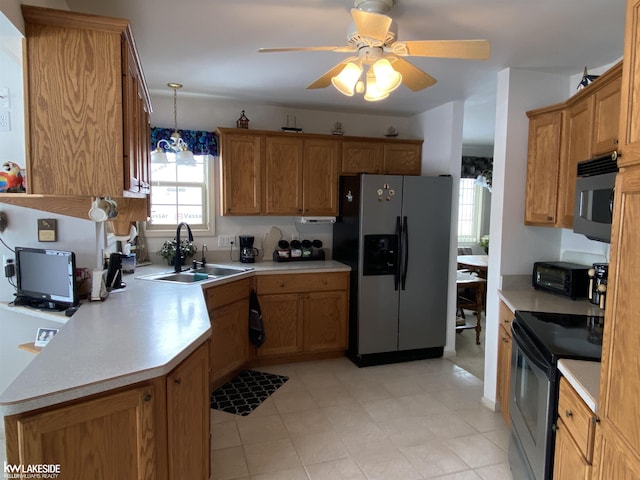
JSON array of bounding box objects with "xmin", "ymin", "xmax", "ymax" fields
[
  {"xmin": 394, "ymin": 216, "xmax": 401, "ymax": 291},
  {"xmin": 401, "ymin": 216, "xmax": 409, "ymax": 289}
]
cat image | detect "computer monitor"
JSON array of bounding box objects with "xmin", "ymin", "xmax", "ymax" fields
[{"xmin": 14, "ymin": 247, "xmax": 77, "ymax": 311}]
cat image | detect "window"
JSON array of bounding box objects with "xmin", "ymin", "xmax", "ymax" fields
[
  {"xmin": 146, "ymin": 153, "xmax": 214, "ymax": 235},
  {"xmin": 458, "ymin": 178, "xmax": 484, "ymax": 243}
]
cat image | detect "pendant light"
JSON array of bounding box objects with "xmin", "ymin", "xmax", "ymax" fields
[{"xmin": 151, "ymin": 83, "xmax": 196, "ymax": 166}]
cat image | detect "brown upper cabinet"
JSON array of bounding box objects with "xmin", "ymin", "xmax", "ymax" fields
[
  {"xmin": 21, "ymin": 6, "xmax": 151, "ymax": 198},
  {"xmin": 341, "ymin": 139, "xmax": 422, "ymax": 175},
  {"xmin": 217, "ymin": 128, "xmax": 420, "ymax": 216},
  {"xmin": 525, "ymin": 107, "xmax": 563, "ymax": 226},
  {"xmin": 618, "ymin": 1, "xmax": 640, "ymax": 168},
  {"xmin": 341, "ymin": 141, "xmax": 384, "ymax": 174},
  {"xmin": 525, "ymin": 62, "xmax": 622, "ymax": 228}
]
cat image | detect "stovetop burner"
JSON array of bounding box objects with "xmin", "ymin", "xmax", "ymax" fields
[{"xmin": 514, "ymin": 310, "xmax": 604, "ymax": 363}]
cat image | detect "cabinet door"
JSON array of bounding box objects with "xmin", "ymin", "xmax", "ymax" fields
[
  {"xmin": 303, "ymin": 138, "xmax": 339, "ymax": 215},
  {"xmin": 383, "ymin": 142, "xmax": 422, "ymax": 175},
  {"xmin": 167, "ymin": 343, "xmax": 210, "ymax": 480},
  {"xmin": 264, "ymin": 136, "xmax": 304, "ymax": 215},
  {"xmin": 257, "ymin": 293, "xmax": 304, "ymax": 357},
  {"xmin": 618, "ymin": 1, "xmax": 640, "ymax": 167},
  {"xmin": 220, "ymin": 134, "xmax": 262, "ymax": 214},
  {"xmin": 592, "ymin": 70, "xmax": 622, "ymax": 156},
  {"xmin": 554, "ymin": 419, "xmax": 591, "ymax": 480},
  {"xmin": 209, "ymin": 297, "xmax": 251, "ymax": 385},
  {"xmin": 341, "ymin": 141, "xmax": 383, "ymax": 174},
  {"xmin": 24, "ymin": 16, "xmax": 124, "ymax": 197},
  {"xmin": 497, "ymin": 323, "xmax": 512, "ymax": 425},
  {"xmin": 303, "ymin": 290, "xmax": 348, "ymax": 352},
  {"xmin": 123, "ymin": 43, "xmax": 150, "ymax": 196},
  {"xmin": 558, "ymin": 98, "xmax": 593, "ymax": 228},
  {"xmin": 525, "ymin": 109, "xmax": 563, "ymax": 225},
  {"xmin": 205, "ymin": 278, "xmax": 252, "ymax": 388},
  {"xmin": 13, "ymin": 383, "xmax": 158, "ymax": 478},
  {"xmin": 596, "ymin": 165, "xmax": 640, "ymax": 472}
]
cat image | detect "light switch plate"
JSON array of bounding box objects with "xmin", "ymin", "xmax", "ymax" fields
[
  {"xmin": 0, "ymin": 111, "xmax": 10, "ymax": 131},
  {"xmin": 0, "ymin": 87, "xmax": 8, "ymax": 109}
]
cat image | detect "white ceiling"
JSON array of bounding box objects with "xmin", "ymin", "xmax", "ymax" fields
[{"xmin": 63, "ymin": 0, "xmax": 625, "ymax": 146}]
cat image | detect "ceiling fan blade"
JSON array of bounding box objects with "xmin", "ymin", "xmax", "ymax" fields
[
  {"xmin": 259, "ymin": 46, "xmax": 356, "ymax": 53},
  {"xmin": 388, "ymin": 56, "xmax": 437, "ymax": 92},
  {"xmin": 351, "ymin": 9, "xmax": 392, "ymax": 43},
  {"xmin": 394, "ymin": 40, "xmax": 491, "ymax": 59},
  {"xmin": 307, "ymin": 58, "xmax": 357, "ymax": 89}
]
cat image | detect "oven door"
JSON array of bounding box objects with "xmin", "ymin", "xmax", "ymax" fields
[{"xmin": 509, "ymin": 321, "xmax": 554, "ymax": 480}]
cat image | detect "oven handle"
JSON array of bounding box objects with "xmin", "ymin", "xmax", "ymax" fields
[{"xmin": 511, "ymin": 321, "xmax": 551, "ymax": 375}]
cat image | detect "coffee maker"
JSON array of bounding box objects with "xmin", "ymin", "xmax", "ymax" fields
[
  {"xmin": 239, "ymin": 235, "xmax": 259, "ymax": 263},
  {"xmin": 588, "ymin": 263, "xmax": 608, "ymax": 309}
]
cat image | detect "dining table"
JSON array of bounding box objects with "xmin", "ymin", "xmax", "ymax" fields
[{"xmin": 457, "ymin": 254, "xmax": 489, "ymax": 278}]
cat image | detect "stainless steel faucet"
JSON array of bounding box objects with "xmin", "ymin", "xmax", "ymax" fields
[{"xmin": 174, "ymin": 222, "xmax": 194, "ymax": 273}]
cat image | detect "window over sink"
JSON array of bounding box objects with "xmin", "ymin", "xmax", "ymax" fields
[{"xmin": 146, "ymin": 153, "xmax": 215, "ymax": 236}]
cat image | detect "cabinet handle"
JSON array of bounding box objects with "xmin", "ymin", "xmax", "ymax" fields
[
  {"xmin": 174, "ymin": 377, "xmax": 182, "ymax": 384},
  {"xmin": 565, "ymin": 409, "xmax": 573, "ymax": 418},
  {"xmin": 143, "ymin": 393, "xmax": 152, "ymax": 402},
  {"xmin": 502, "ymin": 337, "xmax": 510, "ymax": 343},
  {"xmin": 279, "ymin": 281, "xmax": 285, "ymax": 288},
  {"xmin": 546, "ymin": 216, "xmax": 553, "ymax": 221}
]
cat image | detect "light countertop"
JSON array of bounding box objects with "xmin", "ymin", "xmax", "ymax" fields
[
  {"xmin": 498, "ymin": 285, "xmax": 603, "ymax": 317},
  {"xmin": 0, "ymin": 260, "xmax": 350, "ymax": 416},
  {"xmin": 558, "ymin": 359, "xmax": 601, "ymax": 412}
]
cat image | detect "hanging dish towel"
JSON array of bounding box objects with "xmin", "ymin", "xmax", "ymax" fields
[{"xmin": 249, "ymin": 289, "xmax": 265, "ymax": 347}]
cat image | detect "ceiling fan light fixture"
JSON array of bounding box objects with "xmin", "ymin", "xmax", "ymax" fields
[
  {"xmin": 372, "ymin": 58, "xmax": 402, "ymax": 93},
  {"xmin": 331, "ymin": 62, "xmax": 363, "ymax": 96},
  {"xmin": 364, "ymin": 70, "xmax": 389, "ymax": 102}
]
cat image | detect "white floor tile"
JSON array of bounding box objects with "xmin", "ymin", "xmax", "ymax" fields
[{"xmin": 210, "ymin": 351, "xmax": 511, "ymax": 480}]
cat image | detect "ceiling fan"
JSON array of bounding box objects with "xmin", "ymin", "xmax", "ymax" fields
[{"xmin": 258, "ymin": 0, "xmax": 491, "ymax": 101}]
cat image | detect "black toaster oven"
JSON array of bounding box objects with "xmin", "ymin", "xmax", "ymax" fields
[{"xmin": 532, "ymin": 261, "xmax": 590, "ymax": 299}]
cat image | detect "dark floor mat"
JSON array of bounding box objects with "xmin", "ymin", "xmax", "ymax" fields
[{"xmin": 210, "ymin": 369, "xmax": 289, "ymax": 416}]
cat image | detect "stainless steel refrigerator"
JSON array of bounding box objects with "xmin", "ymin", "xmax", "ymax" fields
[{"xmin": 333, "ymin": 174, "xmax": 452, "ymax": 366}]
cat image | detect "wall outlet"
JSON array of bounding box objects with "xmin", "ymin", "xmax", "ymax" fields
[{"xmin": 217, "ymin": 234, "xmax": 236, "ymax": 248}]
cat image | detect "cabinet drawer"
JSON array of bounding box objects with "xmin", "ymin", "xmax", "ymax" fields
[
  {"xmin": 256, "ymin": 272, "xmax": 348, "ymax": 294},
  {"xmin": 204, "ymin": 278, "xmax": 252, "ymax": 311},
  {"xmin": 558, "ymin": 377, "xmax": 596, "ymax": 461},
  {"xmin": 499, "ymin": 300, "xmax": 514, "ymax": 329}
]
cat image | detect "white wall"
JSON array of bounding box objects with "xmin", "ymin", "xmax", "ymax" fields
[
  {"xmin": 0, "ymin": 13, "xmax": 25, "ymax": 172},
  {"xmin": 482, "ymin": 67, "xmax": 569, "ymax": 408},
  {"xmin": 0, "ymin": 205, "xmax": 97, "ymax": 393},
  {"xmin": 408, "ymin": 101, "xmax": 464, "ymax": 356}
]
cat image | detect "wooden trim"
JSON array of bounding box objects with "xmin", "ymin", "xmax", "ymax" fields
[
  {"xmin": 0, "ymin": 195, "xmax": 148, "ymax": 222},
  {"xmin": 21, "ymin": 5, "xmax": 130, "ymax": 34},
  {"xmin": 527, "ymin": 62, "xmax": 623, "ymax": 118},
  {"xmin": 216, "ymin": 127, "xmax": 423, "ymax": 144}
]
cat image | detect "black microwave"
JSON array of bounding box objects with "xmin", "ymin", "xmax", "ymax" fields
[
  {"xmin": 573, "ymin": 152, "xmax": 618, "ymax": 243},
  {"xmin": 532, "ymin": 261, "xmax": 590, "ymax": 299}
]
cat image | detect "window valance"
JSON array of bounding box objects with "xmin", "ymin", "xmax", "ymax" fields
[{"xmin": 150, "ymin": 127, "xmax": 218, "ymax": 156}]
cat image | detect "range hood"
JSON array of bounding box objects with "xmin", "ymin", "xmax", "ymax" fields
[{"xmin": 295, "ymin": 216, "xmax": 336, "ymax": 224}]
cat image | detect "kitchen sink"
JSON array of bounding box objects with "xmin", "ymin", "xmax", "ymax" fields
[{"xmin": 137, "ymin": 265, "xmax": 253, "ymax": 284}]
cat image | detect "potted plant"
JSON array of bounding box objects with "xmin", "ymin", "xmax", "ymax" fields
[
  {"xmin": 159, "ymin": 239, "xmax": 197, "ymax": 266},
  {"xmin": 479, "ymin": 235, "xmax": 490, "ymax": 254}
]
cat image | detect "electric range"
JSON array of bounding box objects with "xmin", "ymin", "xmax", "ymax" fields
[{"xmin": 508, "ymin": 310, "xmax": 603, "ymax": 480}]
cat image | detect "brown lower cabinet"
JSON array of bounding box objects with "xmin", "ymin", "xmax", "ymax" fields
[
  {"xmin": 553, "ymin": 377, "xmax": 597, "ymax": 480},
  {"xmin": 255, "ymin": 272, "xmax": 349, "ymax": 363},
  {"xmin": 4, "ymin": 342, "xmax": 210, "ymax": 480},
  {"xmin": 204, "ymin": 278, "xmax": 253, "ymax": 390},
  {"xmin": 204, "ymin": 272, "xmax": 350, "ymax": 387},
  {"xmin": 496, "ymin": 300, "xmax": 514, "ymax": 425}
]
